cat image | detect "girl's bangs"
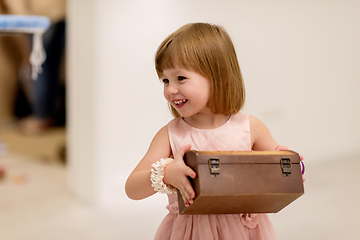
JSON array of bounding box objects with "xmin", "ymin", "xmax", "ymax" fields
[{"xmin": 156, "ymin": 38, "xmax": 196, "ymax": 76}]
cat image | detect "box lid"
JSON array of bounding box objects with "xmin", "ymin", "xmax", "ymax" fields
[{"xmin": 184, "ymin": 150, "xmax": 300, "ymax": 168}]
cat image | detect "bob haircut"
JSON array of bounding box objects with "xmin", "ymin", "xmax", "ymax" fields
[{"xmin": 155, "ymin": 22, "xmax": 245, "ymax": 118}]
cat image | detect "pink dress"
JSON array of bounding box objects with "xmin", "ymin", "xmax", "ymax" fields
[{"xmin": 154, "ymin": 112, "xmax": 278, "ymax": 240}]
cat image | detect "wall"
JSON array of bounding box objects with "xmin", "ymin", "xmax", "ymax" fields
[{"xmin": 67, "ymin": 0, "xmax": 360, "ymax": 205}]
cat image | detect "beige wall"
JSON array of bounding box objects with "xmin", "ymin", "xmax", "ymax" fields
[{"xmin": 67, "ymin": 0, "xmax": 360, "ymax": 205}]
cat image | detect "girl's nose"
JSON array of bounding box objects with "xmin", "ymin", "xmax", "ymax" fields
[{"xmin": 166, "ymin": 83, "xmax": 178, "ymax": 95}]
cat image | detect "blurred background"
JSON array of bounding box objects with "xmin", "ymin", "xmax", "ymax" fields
[{"xmin": 0, "ymin": 0, "xmax": 359, "ymax": 239}]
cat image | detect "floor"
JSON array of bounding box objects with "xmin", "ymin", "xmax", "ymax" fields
[{"xmin": 0, "ymin": 124, "xmax": 359, "ymax": 240}]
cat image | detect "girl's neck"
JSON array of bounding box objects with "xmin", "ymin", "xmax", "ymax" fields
[{"xmin": 182, "ymin": 113, "xmax": 231, "ymax": 130}]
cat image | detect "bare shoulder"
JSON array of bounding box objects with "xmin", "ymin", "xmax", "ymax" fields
[
  {"xmin": 249, "ymin": 115, "xmax": 268, "ymax": 137},
  {"xmin": 249, "ymin": 115, "xmax": 262, "ymax": 128},
  {"xmin": 250, "ymin": 115, "xmax": 278, "ymax": 151},
  {"xmin": 150, "ymin": 125, "xmax": 171, "ymax": 150},
  {"xmin": 132, "ymin": 125, "xmax": 172, "ymax": 172},
  {"xmin": 146, "ymin": 125, "xmax": 171, "ymax": 158}
]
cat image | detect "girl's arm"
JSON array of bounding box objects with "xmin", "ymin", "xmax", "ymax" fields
[
  {"xmin": 250, "ymin": 115, "xmax": 305, "ymax": 181},
  {"xmin": 125, "ymin": 125, "xmax": 172, "ymax": 200},
  {"xmin": 125, "ymin": 125, "xmax": 196, "ymax": 203},
  {"xmin": 250, "ymin": 115, "xmax": 279, "ymax": 151}
]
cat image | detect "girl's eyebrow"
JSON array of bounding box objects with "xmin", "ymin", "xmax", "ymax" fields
[{"xmin": 161, "ymin": 68, "xmax": 187, "ymax": 78}]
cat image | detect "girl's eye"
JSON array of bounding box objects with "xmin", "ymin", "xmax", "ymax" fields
[
  {"xmin": 162, "ymin": 79, "xmax": 169, "ymax": 84},
  {"xmin": 178, "ymin": 76, "xmax": 186, "ymax": 81}
]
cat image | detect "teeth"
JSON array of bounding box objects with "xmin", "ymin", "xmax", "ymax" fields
[{"xmin": 174, "ymin": 100, "xmax": 187, "ymax": 105}]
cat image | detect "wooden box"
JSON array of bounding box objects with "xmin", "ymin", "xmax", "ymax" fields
[{"xmin": 178, "ymin": 150, "xmax": 304, "ymax": 215}]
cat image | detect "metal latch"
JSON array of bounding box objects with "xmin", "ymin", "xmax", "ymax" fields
[
  {"xmin": 208, "ymin": 158, "xmax": 220, "ymax": 177},
  {"xmin": 281, "ymin": 158, "xmax": 292, "ymax": 176}
]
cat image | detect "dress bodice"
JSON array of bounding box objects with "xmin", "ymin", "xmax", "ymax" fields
[
  {"xmin": 167, "ymin": 112, "xmax": 251, "ymax": 155},
  {"xmin": 166, "ymin": 112, "xmax": 252, "ymax": 210}
]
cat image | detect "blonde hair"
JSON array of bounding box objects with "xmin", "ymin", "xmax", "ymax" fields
[{"xmin": 155, "ymin": 22, "xmax": 245, "ymax": 118}]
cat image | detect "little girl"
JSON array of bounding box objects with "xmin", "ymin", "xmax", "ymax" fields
[{"xmin": 126, "ymin": 22, "xmax": 301, "ymax": 240}]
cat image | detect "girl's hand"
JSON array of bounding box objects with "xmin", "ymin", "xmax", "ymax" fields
[
  {"xmin": 163, "ymin": 144, "xmax": 196, "ymax": 206},
  {"xmin": 274, "ymin": 145, "xmax": 290, "ymax": 151},
  {"xmin": 274, "ymin": 145, "xmax": 305, "ymax": 182}
]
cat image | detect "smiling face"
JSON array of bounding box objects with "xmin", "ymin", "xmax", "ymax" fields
[
  {"xmin": 161, "ymin": 67, "xmax": 211, "ymax": 118},
  {"xmin": 155, "ymin": 23, "xmax": 246, "ymax": 118}
]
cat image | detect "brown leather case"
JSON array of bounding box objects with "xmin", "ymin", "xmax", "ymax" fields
[{"xmin": 178, "ymin": 150, "xmax": 304, "ymax": 215}]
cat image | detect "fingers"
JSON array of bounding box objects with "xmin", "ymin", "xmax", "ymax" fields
[
  {"xmin": 177, "ymin": 174, "xmax": 195, "ymax": 206},
  {"xmin": 181, "ymin": 182, "xmax": 195, "ymax": 206},
  {"xmin": 275, "ymin": 146, "xmax": 304, "ymax": 162},
  {"xmin": 186, "ymin": 167, "xmax": 196, "ymax": 179},
  {"xmin": 178, "ymin": 144, "xmax": 192, "ymax": 156},
  {"xmin": 275, "ymin": 146, "xmax": 305, "ymax": 181},
  {"xmin": 174, "ymin": 144, "xmax": 196, "ymax": 206},
  {"xmin": 177, "ymin": 166, "xmax": 196, "ymax": 206},
  {"xmin": 274, "ymin": 145, "xmax": 290, "ymax": 151},
  {"xmin": 173, "ymin": 144, "xmax": 192, "ymax": 163},
  {"xmin": 181, "ymin": 167, "xmax": 196, "ymax": 206}
]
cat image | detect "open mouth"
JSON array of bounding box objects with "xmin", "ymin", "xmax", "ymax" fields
[{"xmin": 173, "ymin": 99, "xmax": 188, "ymax": 107}]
